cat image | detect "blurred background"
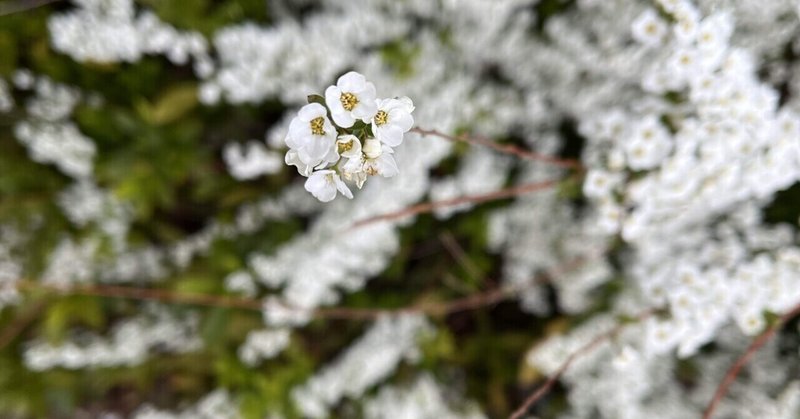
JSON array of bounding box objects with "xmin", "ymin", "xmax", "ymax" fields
[{"xmin": 3, "ymin": 0, "xmax": 800, "ymax": 418}]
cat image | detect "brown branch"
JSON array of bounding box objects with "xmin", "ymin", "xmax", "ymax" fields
[
  {"xmin": 439, "ymin": 231, "xmax": 481, "ymax": 281},
  {"xmin": 13, "ymin": 254, "xmax": 592, "ymax": 323},
  {"xmin": 311, "ymin": 286, "xmax": 512, "ymax": 320},
  {"xmin": 0, "ymin": 0, "xmax": 62, "ymax": 16},
  {"xmin": 13, "ymin": 280, "xmax": 516, "ymax": 321},
  {"xmin": 702, "ymin": 301, "xmax": 800, "ymax": 419},
  {"xmin": 0, "ymin": 299, "xmax": 48, "ymax": 351},
  {"xmin": 411, "ymin": 127, "xmax": 582, "ymax": 170},
  {"xmin": 17, "ymin": 281, "xmax": 266, "ymax": 311},
  {"xmin": 351, "ymin": 177, "xmax": 563, "ymax": 228},
  {"xmin": 509, "ymin": 310, "xmax": 656, "ymax": 419}
]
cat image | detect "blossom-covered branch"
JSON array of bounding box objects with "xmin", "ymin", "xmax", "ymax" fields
[
  {"xmin": 510, "ymin": 309, "xmax": 658, "ymax": 419},
  {"xmin": 702, "ymin": 301, "xmax": 800, "ymax": 419}
]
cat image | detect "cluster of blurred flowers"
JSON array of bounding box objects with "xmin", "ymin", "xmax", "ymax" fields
[
  {"xmin": 5, "ymin": 0, "xmax": 800, "ymax": 416},
  {"xmin": 284, "ymin": 72, "xmax": 415, "ymax": 202}
]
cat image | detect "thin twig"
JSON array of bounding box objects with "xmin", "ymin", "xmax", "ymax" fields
[
  {"xmin": 439, "ymin": 231, "xmax": 481, "ymax": 281},
  {"xmin": 13, "ymin": 280, "xmax": 515, "ymax": 320},
  {"xmin": 17, "ymin": 281, "xmax": 265, "ymax": 311},
  {"xmin": 13, "ymin": 255, "xmax": 591, "ymax": 323},
  {"xmin": 702, "ymin": 301, "xmax": 800, "ymax": 419},
  {"xmin": 509, "ymin": 310, "xmax": 656, "ymax": 419},
  {"xmin": 0, "ymin": 299, "xmax": 48, "ymax": 351},
  {"xmin": 0, "ymin": 0, "xmax": 62, "ymax": 16},
  {"xmin": 351, "ymin": 177, "xmax": 563, "ymax": 228},
  {"xmin": 411, "ymin": 127, "xmax": 582, "ymax": 170}
]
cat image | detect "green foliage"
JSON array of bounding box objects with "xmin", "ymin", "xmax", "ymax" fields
[
  {"xmin": 138, "ymin": 0, "xmax": 270, "ymax": 36},
  {"xmin": 379, "ymin": 40, "xmax": 420, "ymax": 79}
]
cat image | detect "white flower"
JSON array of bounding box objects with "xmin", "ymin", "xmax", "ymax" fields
[
  {"xmin": 631, "ymin": 9, "xmax": 667, "ymax": 47},
  {"xmin": 697, "ymin": 12, "xmax": 733, "ymax": 52},
  {"xmin": 371, "ymin": 97, "xmax": 415, "ymax": 147},
  {"xmin": 365, "ymin": 148, "xmax": 399, "ymax": 178},
  {"xmin": 583, "ymin": 169, "xmax": 621, "ymax": 199},
  {"xmin": 324, "ymin": 72, "xmax": 378, "ymax": 128},
  {"xmin": 335, "ymin": 134, "xmax": 362, "ymax": 159},
  {"xmin": 286, "ymin": 103, "xmax": 337, "ymax": 166},
  {"xmin": 223, "ymin": 141, "xmax": 282, "ymax": 180},
  {"xmin": 624, "ymin": 117, "xmax": 671, "ymax": 170},
  {"xmin": 285, "ymin": 146, "xmax": 337, "ymax": 177},
  {"xmin": 735, "ymin": 309, "xmax": 766, "ymax": 336},
  {"xmin": 238, "ymin": 328, "xmax": 290, "ymax": 365},
  {"xmin": 672, "ymin": 5, "xmax": 700, "ymax": 44},
  {"xmin": 341, "ymin": 156, "xmax": 368, "ymax": 189},
  {"xmin": 304, "ymin": 170, "xmax": 353, "ymax": 202},
  {"xmin": 363, "ymin": 138, "xmax": 383, "ymax": 160},
  {"xmin": 343, "ymin": 139, "xmax": 399, "ymax": 184},
  {"xmin": 667, "ymin": 47, "xmax": 701, "ymax": 80},
  {"xmin": 285, "ymin": 149, "xmax": 314, "ymax": 176}
]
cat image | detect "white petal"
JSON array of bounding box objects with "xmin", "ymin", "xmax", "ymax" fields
[
  {"xmin": 377, "ymin": 125, "xmax": 404, "ymax": 147},
  {"xmin": 287, "ymin": 118, "xmax": 309, "ymax": 148},
  {"xmin": 325, "ymin": 85, "xmax": 349, "ymax": 122},
  {"xmin": 334, "ymin": 175, "xmax": 353, "ymax": 199},
  {"xmin": 285, "ymin": 150, "xmax": 312, "ymax": 176},
  {"xmin": 304, "ymin": 171, "xmax": 337, "ymax": 202},
  {"xmin": 363, "ymin": 138, "xmax": 383, "ymax": 159},
  {"xmin": 397, "ymin": 96, "xmax": 415, "ymax": 113},
  {"xmin": 343, "ymin": 155, "xmax": 364, "ymax": 174},
  {"xmin": 322, "ymin": 118, "xmax": 337, "ymax": 140},
  {"xmin": 353, "ymin": 100, "xmax": 378, "ymax": 122},
  {"xmin": 375, "ymin": 98, "xmax": 391, "ymax": 109},
  {"xmin": 322, "ymin": 143, "xmax": 340, "ymax": 165},
  {"xmin": 354, "ymin": 172, "xmax": 367, "ymax": 188},
  {"xmin": 331, "ymin": 109, "xmax": 355, "ymax": 128},
  {"xmin": 391, "ymin": 111, "xmax": 414, "ymax": 132},
  {"xmin": 298, "ymin": 103, "xmax": 326, "ymax": 121},
  {"xmin": 296, "ymin": 147, "xmax": 322, "ymax": 167},
  {"xmin": 357, "ymin": 81, "xmax": 377, "ymax": 101},
  {"xmin": 338, "ymin": 71, "xmax": 365, "ymax": 92},
  {"xmin": 376, "ymin": 154, "xmax": 399, "ymax": 177}
]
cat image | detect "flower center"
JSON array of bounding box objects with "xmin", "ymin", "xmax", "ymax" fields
[
  {"xmin": 374, "ymin": 110, "xmax": 389, "ymax": 126},
  {"xmin": 310, "ymin": 117, "xmax": 325, "ymax": 135},
  {"xmin": 338, "ymin": 140, "xmax": 353, "ymax": 153},
  {"xmin": 340, "ymin": 92, "xmax": 359, "ymax": 111}
]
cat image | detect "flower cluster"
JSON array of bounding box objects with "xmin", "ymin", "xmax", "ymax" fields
[
  {"xmin": 284, "ymin": 71, "xmax": 415, "ymax": 202},
  {"xmin": 290, "ymin": 314, "xmax": 432, "ymax": 418},
  {"xmin": 49, "ymin": 0, "xmax": 213, "ymax": 77}
]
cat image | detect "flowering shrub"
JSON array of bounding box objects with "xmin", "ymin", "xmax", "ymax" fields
[{"xmin": 2, "ymin": 0, "xmax": 800, "ymax": 418}]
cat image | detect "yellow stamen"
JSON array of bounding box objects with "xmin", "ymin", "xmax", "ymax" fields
[
  {"xmin": 338, "ymin": 140, "xmax": 353, "ymax": 153},
  {"xmin": 340, "ymin": 92, "xmax": 359, "ymax": 111},
  {"xmin": 310, "ymin": 117, "xmax": 325, "ymax": 135},
  {"xmin": 374, "ymin": 110, "xmax": 389, "ymax": 126}
]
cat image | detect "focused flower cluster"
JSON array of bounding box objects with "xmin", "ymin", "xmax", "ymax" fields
[{"xmin": 284, "ymin": 71, "xmax": 415, "ymax": 202}]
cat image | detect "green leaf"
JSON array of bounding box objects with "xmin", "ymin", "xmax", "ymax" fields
[
  {"xmin": 137, "ymin": 83, "xmax": 199, "ymax": 125},
  {"xmin": 306, "ymin": 94, "xmax": 325, "ymax": 106},
  {"xmin": 43, "ymin": 297, "xmax": 105, "ymax": 343}
]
